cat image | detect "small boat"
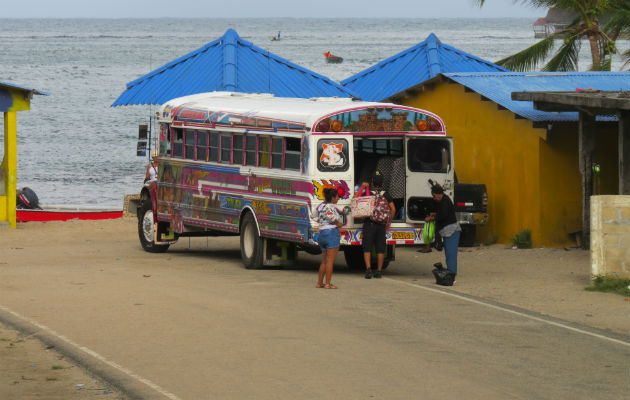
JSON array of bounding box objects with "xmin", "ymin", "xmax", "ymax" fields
[
  {"xmin": 17, "ymin": 205, "xmax": 123, "ymax": 222},
  {"xmin": 324, "ymin": 52, "xmax": 343, "ymax": 64}
]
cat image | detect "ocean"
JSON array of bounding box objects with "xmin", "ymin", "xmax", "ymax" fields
[{"xmin": 1, "ymin": 18, "xmax": 628, "ymax": 207}]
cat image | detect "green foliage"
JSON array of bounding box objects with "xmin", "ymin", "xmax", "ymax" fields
[
  {"xmin": 497, "ymin": 35, "xmax": 556, "ymax": 71},
  {"xmin": 510, "ymin": 229, "xmax": 532, "ymax": 249},
  {"xmin": 475, "ymin": 0, "xmax": 627, "ymax": 71},
  {"xmin": 585, "ymin": 276, "xmax": 630, "ymax": 296}
]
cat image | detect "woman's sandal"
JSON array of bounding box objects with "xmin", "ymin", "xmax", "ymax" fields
[
  {"xmin": 324, "ymin": 284, "xmax": 338, "ymax": 289},
  {"xmin": 316, "ymin": 283, "xmax": 325, "ymax": 288}
]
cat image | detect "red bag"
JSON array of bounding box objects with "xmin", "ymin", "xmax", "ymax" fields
[{"xmin": 371, "ymin": 191, "xmax": 390, "ymax": 223}]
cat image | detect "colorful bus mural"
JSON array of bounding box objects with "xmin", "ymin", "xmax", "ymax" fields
[{"xmin": 138, "ymin": 92, "xmax": 454, "ymax": 269}]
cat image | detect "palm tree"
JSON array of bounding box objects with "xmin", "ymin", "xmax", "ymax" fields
[
  {"xmin": 473, "ymin": 0, "xmax": 626, "ymax": 71},
  {"xmin": 603, "ymin": 0, "xmax": 630, "ymax": 69}
]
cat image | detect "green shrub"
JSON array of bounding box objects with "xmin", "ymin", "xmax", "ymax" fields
[
  {"xmin": 585, "ymin": 276, "xmax": 630, "ymax": 296},
  {"xmin": 510, "ymin": 229, "xmax": 532, "ymax": 249}
]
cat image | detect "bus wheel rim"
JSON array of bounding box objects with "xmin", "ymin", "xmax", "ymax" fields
[{"xmin": 142, "ymin": 210, "xmax": 154, "ymax": 243}]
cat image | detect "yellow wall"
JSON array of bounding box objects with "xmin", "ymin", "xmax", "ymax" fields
[
  {"xmin": 401, "ymin": 80, "xmax": 612, "ymax": 247},
  {"xmin": 538, "ymin": 125, "xmax": 581, "ymax": 244}
]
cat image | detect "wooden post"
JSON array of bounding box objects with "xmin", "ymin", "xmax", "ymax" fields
[
  {"xmin": 578, "ymin": 112, "xmax": 595, "ymax": 250},
  {"xmin": 618, "ymin": 110, "xmax": 630, "ymax": 195},
  {"xmin": 4, "ymin": 111, "xmax": 17, "ymax": 228}
]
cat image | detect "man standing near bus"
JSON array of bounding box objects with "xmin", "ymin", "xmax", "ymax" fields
[{"xmin": 360, "ymin": 171, "xmax": 395, "ymax": 279}]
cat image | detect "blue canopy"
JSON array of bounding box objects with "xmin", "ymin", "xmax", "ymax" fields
[
  {"xmin": 341, "ymin": 33, "xmax": 507, "ymax": 102},
  {"xmin": 113, "ymin": 29, "xmax": 355, "ymax": 106}
]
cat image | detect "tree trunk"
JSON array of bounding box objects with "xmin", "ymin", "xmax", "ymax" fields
[{"xmin": 587, "ymin": 33, "xmax": 603, "ymax": 68}]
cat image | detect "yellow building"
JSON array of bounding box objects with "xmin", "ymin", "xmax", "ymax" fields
[
  {"xmin": 392, "ymin": 73, "xmax": 627, "ymax": 247},
  {"xmin": 344, "ymin": 61, "xmax": 629, "ymax": 246},
  {"xmin": 0, "ymin": 82, "xmax": 46, "ymax": 228}
]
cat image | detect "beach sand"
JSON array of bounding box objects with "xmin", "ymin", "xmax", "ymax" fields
[{"xmin": 0, "ymin": 218, "xmax": 627, "ymax": 398}]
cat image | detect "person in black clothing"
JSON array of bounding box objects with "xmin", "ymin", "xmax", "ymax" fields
[
  {"xmin": 359, "ymin": 171, "xmax": 395, "ymax": 279},
  {"xmin": 425, "ymin": 184, "xmax": 461, "ymax": 276}
]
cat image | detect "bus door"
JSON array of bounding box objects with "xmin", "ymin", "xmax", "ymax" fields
[{"xmin": 404, "ymin": 136, "xmax": 454, "ymax": 223}]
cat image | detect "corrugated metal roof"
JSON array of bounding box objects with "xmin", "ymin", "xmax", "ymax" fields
[
  {"xmin": 442, "ymin": 71, "xmax": 630, "ymax": 121},
  {"xmin": 0, "ymin": 80, "xmax": 48, "ymax": 96},
  {"xmin": 112, "ymin": 29, "xmax": 355, "ymax": 107},
  {"xmin": 340, "ymin": 33, "xmax": 507, "ymax": 102}
]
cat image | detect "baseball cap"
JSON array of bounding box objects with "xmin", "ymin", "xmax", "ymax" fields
[{"xmin": 371, "ymin": 170, "xmax": 383, "ymax": 186}]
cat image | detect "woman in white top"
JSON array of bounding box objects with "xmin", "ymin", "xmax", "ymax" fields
[
  {"xmin": 145, "ymin": 152, "xmax": 158, "ymax": 183},
  {"xmin": 314, "ymin": 188, "xmax": 343, "ymax": 289}
]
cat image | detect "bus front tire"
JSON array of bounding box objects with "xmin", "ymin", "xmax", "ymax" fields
[
  {"xmin": 240, "ymin": 213, "xmax": 264, "ymax": 269},
  {"xmin": 138, "ymin": 200, "xmax": 170, "ymax": 253}
]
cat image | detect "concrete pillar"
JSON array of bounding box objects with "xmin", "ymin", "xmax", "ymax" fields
[
  {"xmin": 579, "ymin": 112, "xmax": 595, "ymax": 249},
  {"xmin": 618, "ymin": 110, "xmax": 630, "ymax": 195}
]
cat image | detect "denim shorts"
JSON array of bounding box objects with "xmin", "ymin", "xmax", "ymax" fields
[{"xmin": 318, "ymin": 228, "xmax": 340, "ymax": 251}]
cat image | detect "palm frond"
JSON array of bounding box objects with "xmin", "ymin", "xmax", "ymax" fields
[
  {"xmin": 542, "ymin": 33, "xmax": 581, "ymax": 71},
  {"xmin": 496, "ymin": 35, "xmax": 555, "ymax": 71},
  {"xmin": 590, "ymin": 57, "xmax": 612, "ymax": 71},
  {"xmin": 603, "ymin": 1, "xmax": 630, "ymax": 39}
]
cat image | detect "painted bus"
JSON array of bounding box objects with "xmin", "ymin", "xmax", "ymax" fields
[{"xmin": 138, "ymin": 92, "xmax": 455, "ymax": 269}]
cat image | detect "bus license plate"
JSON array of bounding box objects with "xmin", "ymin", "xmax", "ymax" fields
[{"xmin": 392, "ymin": 231, "xmax": 415, "ymax": 240}]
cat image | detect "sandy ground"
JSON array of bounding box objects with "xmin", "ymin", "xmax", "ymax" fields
[
  {"xmin": 0, "ymin": 218, "xmax": 628, "ymax": 398},
  {"xmin": 0, "ymin": 322, "xmax": 122, "ymax": 399}
]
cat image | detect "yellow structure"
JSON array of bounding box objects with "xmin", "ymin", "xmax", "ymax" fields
[
  {"xmin": 0, "ymin": 82, "xmax": 45, "ymax": 228},
  {"xmin": 395, "ymin": 78, "xmax": 618, "ymax": 247}
]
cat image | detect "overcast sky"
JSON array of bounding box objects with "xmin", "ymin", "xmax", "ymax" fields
[{"xmin": 6, "ymin": 0, "xmax": 542, "ymax": 18}]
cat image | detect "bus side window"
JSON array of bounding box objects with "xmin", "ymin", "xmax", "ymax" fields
[
  {"xmin": 271, "ymin": 137, "xmax": 283, "ymax": 169},
  {"xmin": 184, "ymin": 129, "xmax": 195, "ymax": 160},
  {"xmin": 220, "ymin": 133, "xmax": 231, "ymax": 164},
  {"xmin": 197, "ymin": 131, "xmax": 208, "ymax": 161},
  {"xmin": 233, "ymin": 135, "xmax": 244, "ymax": 165},
  {"xmin": 209, "ymin": 132, "xmax": 219, "ymax": 162},
  {"xmin": 258, "ymin": 136, "xmax": 270, "ymax": 167},
  {"xmin": 285, "ymin": 137, "xmax": 301, "ymax": 171},
  {"xmin": 172, "ymin": 129, "xmax": 184, "ymax": 158},
  {"xmin": 245, "ymin": 135, "xmax": 257, "ymax": 166}
]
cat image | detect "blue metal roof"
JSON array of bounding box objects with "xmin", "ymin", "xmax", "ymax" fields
[
  {"xmin": 340, "ymin": 33, "xmax": 508, "ymax": 102},
  {"xmin": 112, "ymin": 29, "xmax": 355, "ymax": 106},
  {"xmin": 0, "ymin": 80, "xmax": 48, "ymax": 96},
  {"xmin": 442, "ymin": 71, "xmax": 630, "ymax": 121}
]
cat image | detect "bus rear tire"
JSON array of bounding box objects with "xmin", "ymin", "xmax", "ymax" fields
[
  {"xmin": 138, "ymin": 200, "xmax": 170, "ymax": 253},
  {"xmin": 240, "ymin": 212, "xmax": 264, "ymax": 269}
]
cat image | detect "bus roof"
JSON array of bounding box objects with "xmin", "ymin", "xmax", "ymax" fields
[{"xmin": 159, "ymin": 91, "xmax": 446, "ymax": 134}]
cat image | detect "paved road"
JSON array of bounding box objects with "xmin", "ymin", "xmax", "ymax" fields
[{"xmin": 1, "ymin": 234, "xmax": 628, "ymax": 399}]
